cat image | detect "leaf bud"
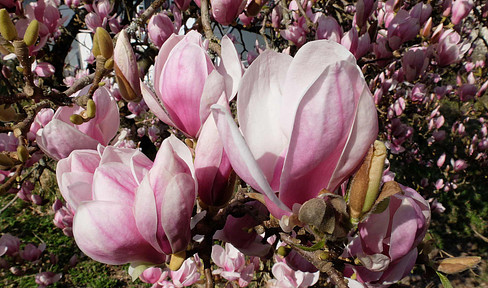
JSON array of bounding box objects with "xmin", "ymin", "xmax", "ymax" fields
[
  {"xmin": 85, "ymin": 99, "xmax": 96, "ymax": 119},
  {"xmin": 277, "ymin": 246, "xmax": 290, "ymax": 257},
  {"xmin": 23, "ymin": 20, "xmax": 39, "ymax": 47},
  {"xmin": 0, "ymin": 9, "xmax": 17, "ymax": 41},
  {"xmin": 70, "ymin": 114, "xmax": 84, "ymax": 125},
  {"xmin": 17, "ymin": 145, "xmax": 29, "ymax": 162},
  {"xmin": 0, "ymin": 153, "xmax": 15, "ymax": 169},
  {"xmin": 92, "ymin": 33, "xmax": 100, "ymax": 57},
  {"xmin": 95, "ymin": 27, "xmax": 113, "ymax": 59},
  {"xmin": 104, "ymin": 57, "xmax": 114, "ymax": 70}
]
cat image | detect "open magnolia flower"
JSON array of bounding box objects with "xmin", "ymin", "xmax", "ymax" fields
[
  {"xmin": 343, "ymin": 184, "xmax": 431, "ymax": 286},
  {"xmin": 36, "ymin": 86, "xmax": 119, "ymax": 160},
  {"xmin": 212, "ymin": 39, "xmax": 378, "ymax": 218},
  {"xmin": 142, "ymin": 31, "xmax": 243, "ymax": 139},
  {"xmin": 56, "ymin": 136, "xmax": 196, "ymax": 265}
]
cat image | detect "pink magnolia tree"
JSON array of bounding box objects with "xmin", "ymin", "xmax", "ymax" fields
[{"xmin": 0, "ymin": 0, "xmax": 486, "ymax": 287}]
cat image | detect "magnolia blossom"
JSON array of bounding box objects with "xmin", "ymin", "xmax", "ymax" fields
[
  {"xmin": 212, "ymin": 40, "xmax": 378, "ymax": 219},
  {"xmin": 214, "ymin": 201, "xmax": 272, "ymax": 256},
  {"xmin": 148, "ymin": 12, "xmax": 179, "ymax": 48},
  {"xmin": 387, "ymin": 9, "xmax": 420, "ymax": 51},
  {"xmin": 211, "ymin": 0, "xmax": 247, "ymax": 26},
  {"xmin": 114, "ymin": 30, "xmax": 142, "ymax": 102},
  {"xmin": 36, "ymin": 86, "xmax": 119, "ymax": 160},
  {"xmin": 315, "ymin": 14, "xmax": 342, "ymax": 42},
  {"xmin": 170, "ymin": 257, "xmax": 201, "ymax": 287},
  {"xmin": 212, "ymin": 243, "xmax": 255, "ymax": 287},
  {"xmin": 451, "ymin": 0, "xmax": 474, "ymax": 25},
  {"xmin": 436, "ymin": 29, "xmax": 465, "ymax": 66},
  {"xmin": 143, "ymin": 32, "xmax": 242, "ymax": 138},
  {"xmin": 56, "ymin": 136, "xmax": 196, "ymax": 264},
  {"xmin": 267, "ymin": 262, "xmax": 319, "ymax": 288},
  {"xmin": 0, "ymin": 234, "xmax": 20, "ymax": 257},
  {"xmin": 343, "ymin": 185, "xmax": 430, "ymax": 286}
]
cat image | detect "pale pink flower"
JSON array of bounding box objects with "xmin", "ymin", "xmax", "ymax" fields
[
  {"xmin": 267, "ymin": 262, "xmax": 319, "ymax": 288},
  {"xmin": 451, "ymin": 0, "xmax": 474, "ymax": 25},
  {"xmin": 35, "ymin": 272, "xmax": 62, "ymax": 287},
  {"xmin": 212, "ymin": 243, "xmax": 255, "ymax": 287},
  {"xmin": 148, "ymin": 13, "xmax": 178, "ymax": 48},
  {"xmin": 211, "ymin": 0, "xmax": 247, "ymax": 26},
  {"xmin": 212, "ymin": 40, "xmax": 378, "ymax": 218},
  {"xmin": 343, "ymin": 185, "xmax": 430, "ymax": 286},
  {"xmin": 0, "ymin": 234, "xmax": 20, "ymax": 257},
  {"xmin": 57, "ymin": 136, "xmax": 196, "ymax": 265},
  {"xmin": 144, "ymin": 32, "xmax": 242, "ymax": 138},
  {"xmin": 36, "ymin": 86, "xmax": 119, "ymax": 160},
  {"xmin": 170, "ymin": 256, "xmax": 201, "ymax": 287}
]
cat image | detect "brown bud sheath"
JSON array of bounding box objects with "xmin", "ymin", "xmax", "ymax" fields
[
  {"xmin": 437, "ymin": 256, "xmax": 481, "ymax": 274},
  {"xmin": 348, "ymin": 145, "xmax": 374, "ymax": 221},
  {"xmin": 246, "ymin": 0, "xmax": 265, "ymax": 17}
]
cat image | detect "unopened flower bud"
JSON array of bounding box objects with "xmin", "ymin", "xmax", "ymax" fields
[
  {"xmin": 17, "ymin": 145, "xmax": 29, "ymax": 163},
  {"xmin": 169, "ymin": 250, "xmax": 186, "ymax": 271},
  {"xmin": 348, "ymin": 141, "xmax": 387, "ymax": 223},
  {"xmin": 0, "ymin": 9, "xmax": 17, "ymax": 41},
  {"xmin": 362, "ymin": 141, "xmax": 387, "ymax": 213},
  {"xmin": 104, "ymin": 57, "xmax": 114, "ymax": 70},
  {"xmin": 69, "ymin": 114, "xmax": 84, "ymax": 125},
  {"xmin": 23, "ymin": 20, "xmax": 39, "ymax": 47},
  {"xmin": 95, "ymin": 27, "xmax": 113, "ymax": 59},
  {"xmin": 85, "ymin": 99, "xmax": 96, "ymax": 119},
  {"xmin": 277, "ymin": 246, "xmax": 290, "ymax": 257},
  {"xmin": 0, "ymin": 104, "xmax": 18, "ymax": 122},
  {"xmin": 92, "ymin": 34, "xmax": 100, "ymax": 57},
  {"xmin": 0, "ymin": 153, "xmax": 15, "ymax": 169}
]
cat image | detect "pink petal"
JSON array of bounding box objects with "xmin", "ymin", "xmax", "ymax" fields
[
  {"xmin": 73, "ymin": 201, "xmax": 166, "ymax": 265},
  {"xmin": 141, "ymin": 81, "xmax": 175, "ymax": 127},
  {"xmin": 92, "ymin": 162, "xmax": 138, "ymax": 205},
  {"xmin": 211, "ymin": 104, "xmax": 290, "ymax": 213},
  {"xmin": 388, "ymin": 198, "xmax": 418, "ymax": 262},
  {"xmin": 237, "ymin": 50, "xmax": 292, "ymax": 184},
  {"xmin": 160, "ymin": 173, "xmax": 195, "ymax": 253},
  {"xmin": 218, "ymin": 35, "xmax": 244, "ymax": 99},
  {"xmin": 37, "ymin": 119, "xmax": 100, "ymax": 160},
  {"xmin": 279, "ymin": 61, "xmax": 370, "ymax": 207}
]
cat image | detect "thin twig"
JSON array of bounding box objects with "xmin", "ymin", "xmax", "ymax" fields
[
  {"xmin": 280, "ymin": 233, "xmax": 349, "ymax": 288},
  {"xmin": 0, "ymin": 195, "xmax": 18, "ymax": 215},
  {"xmin": 0, "ymin": 164, "xmax": 24, "ymax": 196},
  {"xmin": 125, "ymin": 0, "xmax": 166, "ymax": 36},
  {"xmin": 64, "ymin": 73, "xmax": 96, "ymax": 97},
  {"xmin": 205, "ymin": 268, "xmax": 214, "ymax": 288},
  {"xmin": 200, "ymin": 0, "xmax": 222, "ymax": 56},
  {"xmin": 296, "ymin": 0, "xmax": 313, "ymax": 29}
]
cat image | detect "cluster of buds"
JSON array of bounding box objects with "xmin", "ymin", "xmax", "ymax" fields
[{"xmin": 69, "ymin": 99, "xmax": 96, "ymax": 125}]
